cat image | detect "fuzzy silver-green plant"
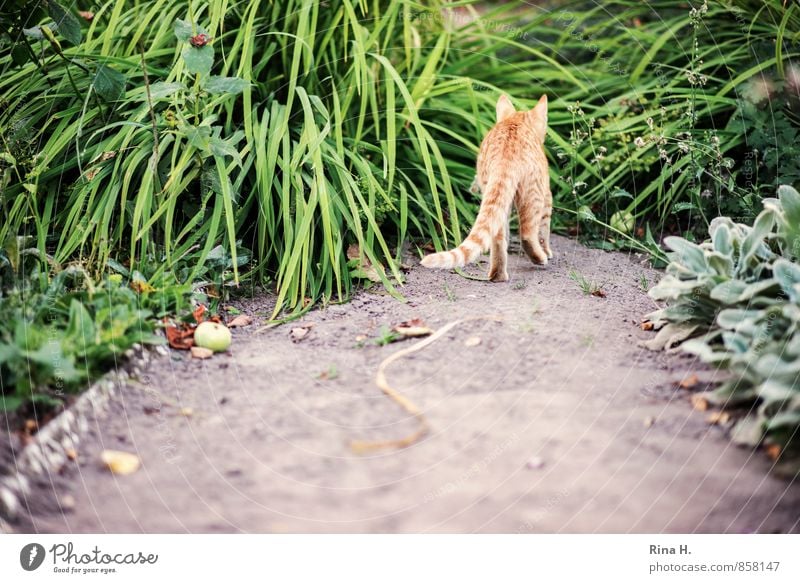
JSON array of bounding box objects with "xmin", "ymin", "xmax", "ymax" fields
[{"xmin": 644, "ymin": 185, "xmax": 800, "ymax": 463}]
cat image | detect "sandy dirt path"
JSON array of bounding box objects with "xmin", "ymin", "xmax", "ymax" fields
[{"xmin": 17, "ymin": 236, "xmax": 800, "ymax": 533}]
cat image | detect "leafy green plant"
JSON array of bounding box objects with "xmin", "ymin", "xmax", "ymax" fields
[
  {"xmin": 644, "ymin": 185, "xmax": 800, "ymax": 466},
  {"xmin": 0, "ymin": 239, "xmax": 196, "ymax": 413}
]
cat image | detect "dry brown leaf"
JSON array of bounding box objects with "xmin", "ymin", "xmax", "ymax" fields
[
  {"xmin": 679, "ymin": 373, "xmax": 699, "ymax": 389},
  {"xmin": 706, "ymin": 411, "xmax": 730, "ymax": 425},
  {"xmin": 191, "ymin": 346, "xmax": 214, "ymax": 359},
  {"xmin": 346, "ymin": 244, "xmax": 363, "ymax": 261},
  {"xmin": 464, "ymin": 336, "xmax": 482, "ymax": 347},
  {"xmin": 641, "ymin": 321, "xmax": 654, "ymax": 331},
  {"xmin": 228, "ymin": 314, "xmax": 252, "ymax": 328},
  {"xmin": 164, "ymin": 320, "xmax": 195, "ymax": 350},
  {"xmin": 100, "ymin": 450, "xmax": 141, "ymax": 475},
  {"xmin": 193, "ymin": 304, "xmax": 208, "ymax": 324},
  {"xmin": 690, "ymin": 394, "xmax": 709, "ymax": 411},
  {"xmin": 591, "ymin": 288, "xmax": 607, "ymax": 298}
]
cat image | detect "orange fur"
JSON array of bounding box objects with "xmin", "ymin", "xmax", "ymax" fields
[{"xmin": 420, "ymin": 94, "xmax": 553, "ymax": 282}]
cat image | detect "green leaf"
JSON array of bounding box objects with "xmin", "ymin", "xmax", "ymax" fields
[
  {"xmin": 173, "ymin": 18, "xmax": 208, "ymax": 42},
  {"xmin": 182, "ymin": 44, "xmax": 214, "ymax": 76},
  {"xmin": 778, "ymin": 184, "xmax": 800, "ymax": 225},
  {"xmin": 664, "ymin": 236, "xmax": 706, "ymax": 273},
  {"xmin": 711, "ymin": 222, "xmax": 733, "ymax": 257},
  {"xmin": 706, "ymin": 251, "xmax": 733, "ymax": 277},
  {"xmin": 0, "ymin": 395, "xmax": 24, "ymax": 413},
  {"xmin": 710, "ymin": 280, "xmax": 746, "ymax": 304},
  {"xmin": 64, "ymin": 300, "xmax": 96, "ymax": 355},
  {"xmin": 11, "ymin": 44, "xmax": 29, "ymax": 66},
  {"xmin": 143, "ymin": 81, "xmax": 185, "ymax": 100},
  {"xmin": 94, "ymin": 64, "xmax": 126, "ymax": 101},
  {"xmin": 773, "ymin": 258, "xmax": 800, "ymax": 301},
  {"xmin": 45, "ymin": 0, "xmax": 82, "ymax": 45},
  {"xmin": 717, "ymin": 308, "xmax": 760, "ymax": 331},
  {"xmin": 183, "ymin": 125, "xmax": 212, "ymax": 153},
  {"xmin": 209, "ymin": 136, "xmax": 241, "ymax": 164},
  {"xmin": 22, "ymin": 26, "xmax": 45, "ymax": 40},
  {"xmin": 672, "ymin": 201, "xmax": 697, "ymax": 212},
  {"xmin": 204, "ymin": 76, "xmax": 250, "ymax": 95}
]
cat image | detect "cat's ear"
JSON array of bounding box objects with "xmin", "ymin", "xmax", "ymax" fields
[
  {"xmin": 529, "ymin": 94, "xmax": 548, "ymax": 141},
  {"xmin": 496, "ymin": 94, "xmax": 516, "ymax": 122}
]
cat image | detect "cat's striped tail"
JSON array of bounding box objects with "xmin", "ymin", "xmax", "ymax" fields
[{"xmin": 420, "ymin": 173, "xmax": 515, "ymax": 270}]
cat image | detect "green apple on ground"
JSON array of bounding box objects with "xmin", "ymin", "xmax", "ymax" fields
[{"xmin": 194, "ymin": 321, "xmax": 232, "ymax": 352}]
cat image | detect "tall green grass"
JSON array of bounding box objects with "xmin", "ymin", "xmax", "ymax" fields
[
  {"xmin": 1, "ymin": 0, "xmax": 798, "ymax": 314},
  {"xmin": 469, "ymin": 0, "xmax": 800, "ymax": 240},
  {"xmin": 2, "ymin": 0, "xmax": 496, "ymax": 313}
]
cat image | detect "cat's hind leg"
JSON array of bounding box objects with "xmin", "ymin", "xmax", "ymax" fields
[
  {"xmin": 517, "ymin": 198, "xmax": 549, "ymax": 266},
  {"xmin": 539, "ymin": 208, "xmax": 553, "ymax": 259},
  {"xmin": 488, "ymin": 219, "xmax": 510, "ymax": 282}
]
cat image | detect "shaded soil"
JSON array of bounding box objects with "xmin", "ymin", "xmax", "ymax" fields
[{"xmin": 10, "ymin": 236, "xmax": 800, "ymax": 533}]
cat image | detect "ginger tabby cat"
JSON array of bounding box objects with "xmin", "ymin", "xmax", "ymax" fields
[{"xmin": 420, "ymin": 94, "xmax": 553, "ymax": 282}]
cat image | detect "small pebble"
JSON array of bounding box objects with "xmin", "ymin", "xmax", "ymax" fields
[
  {"xmin": 60, "ymin": 494, "xmax": 76, "ymax": 512},
  {"xmin": 525, "ymin": 456, "xmax": 545, "ymax": 470}
]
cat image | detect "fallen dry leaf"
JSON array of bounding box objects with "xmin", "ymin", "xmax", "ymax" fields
[
  {"xmin": 641, "ymin": 321, "xmax": 654, "ymax": 331},
  {"xmin": 346, "ymin": 244, "xmax": 363, "ymax": 261},
  {"xmin": 191, "ymin": 346, "xmax": 214, "ymax": 359},
  {"xmin": 706, "ymin": 411, "xmax": 730, "ymax": 425},
  {"xmin": 765, "ymin": 444, "xmax": 782, "ymax": 460},
  {"xmin": 591, "ymin": 288, "xmax": 607, "ymax": 298},
  {"xmin": 193, "ymin": 304, "xmax": 208, "ymax": 324},
  {"xmin": 227, "ymin": 314, "xmax": 252, "ymax": 328},
  {"xmin": 679, "ymin": 373, "xmax": 699, "ymax": 389},
  {"xmin": 290, "ymin": 327, "xmax": 310, "ymax": 342},
  {"xmin": 164, "ymin": 320, "xmax": 195, "ymax": 350},
  {"xmin": 464, "ymin": 336, "xmax": 482, "ymax": 347},
  {"xmin": 100, "ymin": 450, "xmax": 141, "ymax": 475},
  {"xmin": 393, "ymin": 318, "xmax": 433, "ymax": 338},
  {"xmin": 690, "ymin": 394, "xmax": 709, "ymax": 411}
]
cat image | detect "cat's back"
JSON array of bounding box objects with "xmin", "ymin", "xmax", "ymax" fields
[{"xmin": 479, "ymin": 115, "xmax": 540, "ymax": 165}]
